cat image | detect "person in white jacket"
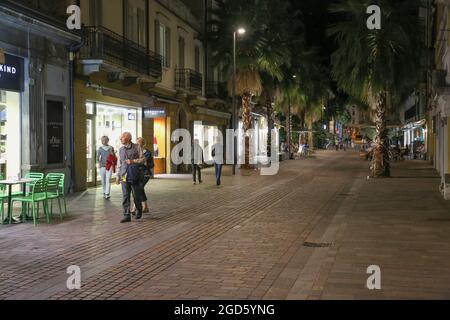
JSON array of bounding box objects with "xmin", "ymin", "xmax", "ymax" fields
[
  {"xmin": 97, "ymin": 136, "xmax": 114, "ymax": 199},
  {"xmin": 191, "ymin": 139, "xmax": 203, "ymax": 185}
]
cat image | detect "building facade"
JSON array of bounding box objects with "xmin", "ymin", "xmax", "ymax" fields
[
  {"xmin": 427, "ymin": 0, "xmax": 450, "ymax": 199},
  {"xmin": 0, "ymin": 0, "xmax": 231, "ymax": 193},
  {"xmin": 0, "ymin": 0, "xmax": 80, "ymax": 193},
  {"xmin": 73, "ymin": 0, "xmax": 231, "ymax": 191}
]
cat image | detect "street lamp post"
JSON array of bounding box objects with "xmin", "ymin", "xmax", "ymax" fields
[
  {"xmin": 288, "ymin": 94, "xmax": 292, "ymax": 159},
  {"xmin": 232, "ymin": 28, "xmax": 246, "ymax": 176}
]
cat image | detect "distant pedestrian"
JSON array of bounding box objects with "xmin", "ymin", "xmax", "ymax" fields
[
  {"xmin": 98, "ymin": 136, "xmax": 115, "ymax": 199},
  {"xmin": 211, "ymin": 138, "xmax": 224, "ymax": 186},
  {"xmin": 116, "ymin": 132, "xmax": 145, "ymax": 223},
  {"xmin": 192, "ymin": 139, "xmax": 203, "ymax": 185}
]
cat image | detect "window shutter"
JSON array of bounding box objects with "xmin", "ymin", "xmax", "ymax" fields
[
  {"xmin": 195, "ymin": 46, "xmax": 200, "ymax": 73},
  {"xmin": 165, "ymin": 26, "xmax": 171, "ymax": 67},
  {"xmin": 155, "ymin": 20, "xmax": 160, "ymax": 56}
]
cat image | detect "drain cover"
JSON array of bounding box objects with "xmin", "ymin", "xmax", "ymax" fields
[{"xmin": 303, "ymin": 242, "xmax": 332, "ymax": 248}]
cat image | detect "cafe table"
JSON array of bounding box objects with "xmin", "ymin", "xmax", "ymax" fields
[{"xmin": 0, "ymin": 178, "xmax": 35, "ymax": 225}]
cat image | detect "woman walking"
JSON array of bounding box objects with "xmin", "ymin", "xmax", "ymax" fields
[
  {"xmin": 98, "ymin": 136, "xmax": 115, "ymax": 199},
  {"xmin": 131, "ymin": 137, "xmax": 153, "ymax": 214}
]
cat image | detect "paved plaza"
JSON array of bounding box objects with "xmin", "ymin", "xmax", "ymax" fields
[{"xmin": 1, "ymin": 151, "xmax": 450, "ymax": 300}]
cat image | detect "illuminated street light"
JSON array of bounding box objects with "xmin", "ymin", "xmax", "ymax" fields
[
  {"xmin": 237, "ymin": 28, "xmax": 246, "ymax": 35},
  {"xmin": 232, "ymin": 27, "xmax": 247, "ymax": 175}
]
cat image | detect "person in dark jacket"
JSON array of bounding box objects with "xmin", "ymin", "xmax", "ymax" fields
[
  {"xmin": 116, "ymin": 132, "xmax": 145, "ymax": 223},
  {"xmin": 191, "ymin": 139, "xmax": 203, "ymax": 185},
  {"xmin": 130, "ymin": 137, "xmax": 153, "ymax": 214}
]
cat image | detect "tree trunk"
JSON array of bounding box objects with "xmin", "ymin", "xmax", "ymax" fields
[
  {"xmin": 307, "ymin": 115, "xmax": 314, "ymax": 151},
  {"xmin": 266, "ymin": 94, "xmax": 273, "ymax": 157},
  {"xmin": 242, "ymin": 92, "xmax": 252, "ymax": 169},
  {"xmin": 371, "ymin": 91, "xmax": 390, "ymax": 177},
  {"xmin": 287, "ymin": 103, "xmax": 292, "ymax": 158}
]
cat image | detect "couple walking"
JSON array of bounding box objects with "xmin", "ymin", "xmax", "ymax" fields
[
  {"xmin": 192, "ymin": 138, "xmax": 224, "ymax": 186},
  {"xmin": 100, "ymin": 132, "xmax": 153, "ymax": 223}
]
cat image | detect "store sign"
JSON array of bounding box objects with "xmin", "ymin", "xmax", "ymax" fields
[
  {"xmin": 0, "ymin": 53, "xmax": 24, "ymax": 92},
  {"xmin": 47, "ymin": 100, "xmax": 65, "ymax": 165},
  {"xmin": 144, "ymin": 107, "xmax": 166, "ymax": 119}
]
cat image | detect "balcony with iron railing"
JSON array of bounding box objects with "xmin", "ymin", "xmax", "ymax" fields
[
  {"xmin": 80, "ymin": 26, "xmax": 163, "ymax": 81},
  {"xmin": 175, "ymin": 68, "xmax": 203, "ymax": 95}
]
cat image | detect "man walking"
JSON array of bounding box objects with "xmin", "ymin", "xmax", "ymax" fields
[
  {"xmin": 211, "ymin": 137, "xmax": 224, "ymax": 186},
  {"xmin": 116, "ymin": 132, "xmax": 145, "ymax": 223},
  {"xmin": 192, "ymin": 139, "xmax": 203, "ymax": 185}
]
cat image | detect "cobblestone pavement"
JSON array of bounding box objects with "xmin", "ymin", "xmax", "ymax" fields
[{"xmin": 1, "ymin": 151, "xmax": 450, "ymax": 300}]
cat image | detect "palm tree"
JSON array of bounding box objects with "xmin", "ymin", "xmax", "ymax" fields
[
  {"xmin": 328, "ymin": 0, "xmax": 423, "ymax": 177},
  {"xmin": 273, "ymin": 45, "xmax": 331, "ymax": 156},
  {"xmin": 208, "ymin": 0, "xmax": 294, "ymax": 167}
]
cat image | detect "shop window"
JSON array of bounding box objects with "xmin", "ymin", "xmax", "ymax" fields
[
  {"xmin": 0, "ymin": 91, "xmax": 21, "ymax": 180},
  {"xmin": 86, "ymin": 102, "xmax": 138, "ymax": 185},
  {"xmin": 194, "ymin": 122, "xmax": 220, "ymax": 163}
]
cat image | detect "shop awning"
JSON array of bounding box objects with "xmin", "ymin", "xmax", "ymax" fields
[{"xmin": 403, "ymin": 119, "xmax": 426, "ymax": 130}]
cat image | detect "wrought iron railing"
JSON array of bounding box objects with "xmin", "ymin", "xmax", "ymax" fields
[
  {"xmin": 80, "ymin": 26, "xmax": 163, "ymax": 79},
  {"xmin": 175, "ymin": 68, "xmax": 203, "ymax": 94}
]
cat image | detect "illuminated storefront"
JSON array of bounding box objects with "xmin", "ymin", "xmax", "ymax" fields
[
  {"xmin": 86, "ymin": 101, "xmax": 140, "ymax": 186},
  {"xmin": 0, "ymin": 53, "xmax": 23, "ymax": 182}
]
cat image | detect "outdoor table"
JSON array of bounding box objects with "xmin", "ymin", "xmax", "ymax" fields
[{"xmin": 0, "ymin": 179, "xmax": 35, "ymax": 225}]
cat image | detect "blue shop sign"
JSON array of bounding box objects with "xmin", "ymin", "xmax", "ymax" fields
[
  {"xmin": 0, "ymin": 53, "xmax": 24, "ymax": 92},
  {"xmin": 143, "ymin": 107, "xmax": 166, "ymax": 119}
]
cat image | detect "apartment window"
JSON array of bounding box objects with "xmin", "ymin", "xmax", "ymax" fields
[
  {"xmin": 156, "ymin": 20, "xmax": 171, "ymax": 68},
  {"xmin": 195, "ymin": 46, "xmax": 200, "ymax": 73},
  {"xmin": 137, "ymin": 8, "xmax": 145, "ymax": 47},
  {"xmin": 126, "ymin": 4, "xmax": 145, "ymax": 47},
  {"xmin": 178, "ymin": 36, "xmax": 185, "ymax": 68},
  {"xmin": 127, "ymin": 5, "xmax": 136, "ymax": 42}
]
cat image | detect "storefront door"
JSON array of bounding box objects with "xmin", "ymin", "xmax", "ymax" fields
[{"xmin": 86, "ymin": 114, "xmax": 96, "ymax": 187}]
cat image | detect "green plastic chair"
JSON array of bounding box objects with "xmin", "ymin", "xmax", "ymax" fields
[
  {"xmin": 24, "ymin": 173, "xmax": 45, "ymax": 194},
  {"xmin": 12, "ymin": 179, "xmax": 49, "ymax": 226},
  {"xmin": 46, "ymin": 173, "xmax": 67, "ymax": 216},
  {"xmin": 45, "ymin": 176, "xmax": 63, "ymax": 221},
  {"xmin": 0, "ymin": 197, "xmax": 4, "ymax": 225}
]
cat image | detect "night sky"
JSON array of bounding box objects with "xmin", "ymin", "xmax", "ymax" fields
[{"xmin": 293, "ymin": 0, "xmax": 336, "ymax": 64}]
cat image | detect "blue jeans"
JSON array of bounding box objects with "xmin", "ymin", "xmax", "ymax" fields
[{"xmin": 215, "ymin": 164, "xmax": 223, "ymax": 185}]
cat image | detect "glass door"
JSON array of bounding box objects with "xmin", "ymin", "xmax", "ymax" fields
[{"xmin": 86, "ymin": 115, "xmax": 96, "ymax": 187}]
